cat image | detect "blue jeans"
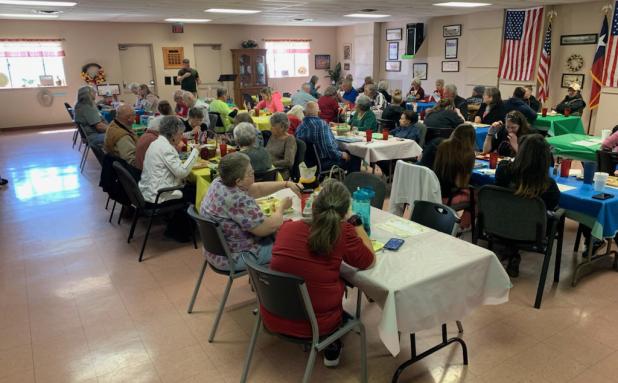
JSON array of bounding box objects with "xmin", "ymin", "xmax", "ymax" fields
[{"xmin": 224, "ymin": 237, "xmax": 273, "ymax": 272}]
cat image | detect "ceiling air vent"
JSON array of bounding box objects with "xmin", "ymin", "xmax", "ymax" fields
[{"xmin": 34, "ymin": 9, "xmax": 63, "ymax": 15}]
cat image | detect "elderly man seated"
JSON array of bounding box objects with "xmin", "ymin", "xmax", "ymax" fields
[
  {"xmin": 339, "ymin": 79, "xmax": 359, "ymax": 106},
  {"xmin": 104, "ymin": 104, "xmax": 138, "ymax": 167},
  {"xmin": 444, "ymin": 84, "xmax": 469, "ymax": 121},
  {"xmin": 295, "ymin": 101, "xmax": 360, "ymax": 172},
  {"xmin": 208, "ymin": 88, "xmax": 238, "ymax": 133},
  {"xmin": 291, "ymin": 83, "xmax": 318, "ymax": 107}
]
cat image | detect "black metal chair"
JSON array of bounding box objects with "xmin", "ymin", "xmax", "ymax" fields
[
  {"xmin": 343, "ymin": 172, "xmax": 387, "ymax": 209},
  {"xmin": 596, "ymin": 149, "xmax": 618, "ymax": 174},
  {"xmin": 242, "ymin": 93, "xmax": 256, "ymax": 109},
  {"xmin": 445, "ymin": 186, "xmax": 477, "ymax": 242},
  {"xmin": 75, "ymin": 123, "xmax": 90, "ymax": 172},
  {"xmin": 425, "ymin": 127, "xmax": 453, "ymax": 143},
  {"xmin": 64, "ymin": 102, "xmax": 78, "ymax": 148},
  {"xmin": 304, "ymin": 142, "xmax": 344, "ymax": 181},
  {"xmin": 377, "ymin": 118, "xmax": 396, "ymax": 132},
  {"xmin": 291, "ymin": 138, "xmax": 307, "ymax": 182},
  {"xmin": 186, "ymin": 206, "xmax": 249, "ymax": 342},
  {"xmin": 254, "ymin": 168, "xmax": 279, "ymax": 182},
  {"xmin": 90, "ymin": 144, "xmax": 105, "ymax": 167},
  {"xmin": 477, "ymin": 185, "xmax": 565, "ymax": 309},
  {"xmin": 113, "ymin": 162, "xmax": 196, "ymax": 262},
  {"xmin": 240, "ymin": 255, "xmax": 368, "ymax": 383}
]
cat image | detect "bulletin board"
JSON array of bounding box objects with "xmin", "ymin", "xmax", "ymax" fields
[{"xmin": 162, "ymin": 47, "xmax": 184, "ymax": 69}]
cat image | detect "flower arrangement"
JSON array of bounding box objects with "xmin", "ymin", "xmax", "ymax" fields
[
  {"xmin": 80, "ymin": 63, "xmax": 106, "ymax": 85},
  {"xmin": 241, "ymin": 40, "xmax": 258, "ymax": 48}
]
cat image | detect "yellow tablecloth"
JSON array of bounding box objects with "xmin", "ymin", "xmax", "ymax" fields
[
  {"xmin": 190, "ymin": 167, "xmax": 212, "ymax": 210},
  {"xmin": 252, "ymin": 115, "xmax": 272, "ymax": 131},
  {"xmin": 282, "ymin": 97, "xmax": 292, "ymax": 106}
]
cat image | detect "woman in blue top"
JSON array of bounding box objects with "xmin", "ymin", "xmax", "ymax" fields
[{"xmin": 377, "ymin": 110, "xmax": 423, "ymax": 176}]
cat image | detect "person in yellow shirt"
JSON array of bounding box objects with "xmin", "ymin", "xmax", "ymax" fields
[{"xmin": 208, "ymin": 88, "xmax": 238, "ymax": 133}]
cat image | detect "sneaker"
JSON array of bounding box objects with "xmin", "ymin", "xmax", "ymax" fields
[
  {"xmin": 506, "ymin": 253, "xmax": 521, "ymax": 278},
  {"xmin": 323, "ymin": 339, "xmax": 343, "ymax": 368}
]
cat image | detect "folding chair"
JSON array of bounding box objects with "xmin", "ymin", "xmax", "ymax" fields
[{"xmin": 343, "ymin": 172, "xmax": 387, "ymax": 209}]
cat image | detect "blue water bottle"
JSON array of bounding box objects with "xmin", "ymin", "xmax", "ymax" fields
[{"xmin": 352, "ymin": 188, "xmax": 375, "ymax": 235}]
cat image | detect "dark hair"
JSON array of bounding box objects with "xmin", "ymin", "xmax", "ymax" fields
[
  {"xmin": 505, "ymin": 110, "xmax": 530, "ymax": 137},
  {"xmin": 157, "ymin": 100, "xmax": 172, "ymax": 116},
  {"xmin": 308, "ymin": 179, "xmax": 351, "ymax": 254},
  {"xmin": 188, "ymin": 107, "xmax": 204, "ymax": 120},
  {"xmin": 216, "ymin": 88, "xmax": 227, "ymax": 98},
  {"xmin": 510, "ymin": 134, "xmax": 551, "ymax": 198},
  {"xmin": 484, "ymin": 87, "xmax": 502, "ymax": 106},
  {"xmin": 434, "ymin": 123, "xmax": 476, "ymax": 190},
  {"xmin": 401, "ymin": 110, "xmax": 418, "ymax": 124},
  {"xmin": 612, "ymin": 125, "xmax": 618, "ymax": 135},
  {"xmin": 513, "ymin": 87, "xmax": 526, "ymax": 99},
  {"xmin": 433, "ymin": 98, "xmax": 455, "ymax": 112}
]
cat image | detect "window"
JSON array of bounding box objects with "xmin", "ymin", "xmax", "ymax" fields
[
  {"xmin": 0, "ymin": 40, "xmax": 66, "ymax": 89},
  {"xmin": 265, "ymin": 40, "xmax": 310, "ymax": 79}
]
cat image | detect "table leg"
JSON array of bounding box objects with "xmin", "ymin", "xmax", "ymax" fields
[
  {"xmin": 572, "ymin": 238, "xmax": 618, "ymax": 287},
  {"xmin": 391, "ymin": 324, "xmax": 468, "ymax": 383}
]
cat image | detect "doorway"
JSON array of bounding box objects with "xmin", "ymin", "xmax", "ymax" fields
[
  {"xmin": 118, "ymin": 44, "xmax": 156, "ymax": 103},
  {"xmin": 194, "ymin": 44, "xmax": 222, "ymax": 98}
]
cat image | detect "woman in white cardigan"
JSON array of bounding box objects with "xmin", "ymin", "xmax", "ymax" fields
[{"xmin": 139, "ymin": 115, "xmax": 198, "ymax": 242}]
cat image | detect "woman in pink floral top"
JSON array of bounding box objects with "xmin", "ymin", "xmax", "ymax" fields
[{"xmin": 200, "ymin": 152, "xmax": 303, "ymax": 270}]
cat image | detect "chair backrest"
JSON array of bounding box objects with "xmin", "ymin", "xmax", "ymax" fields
[
  {"xmin": 410, "ymin": 200, "xmax": 459, "ymax": 236},
  {"xmin": 208, "ymin": 112, "xmax": 220, "ymax": 129},
  {"xmin": 90, "ymin": 144, "xmax": 106, "ymax": 166},
  {"xmin": 186, "ymin": 206, "xmax": 233, "ymax": 259},
  {"xmin": 243, "ymin": 255, "xmax": 312, "ymax": 322},
  {"xmin": 377, "ymin": 118, "xmax": 396, "ymax": 131},
  {"xmin": 254, "ymin": 168, "xmax": 278, "ymax": 182},
  {"xmin": 112, "ymin": 161, "xmax": 146, "ymax": 208},
  {"xmin": 417, "ymin": 123, "xmax": 428, "ymax": 147},
  {"xmin": 388, "ymin": 161, "xmax": 442, "ymax": 214},
  {"xmin": 292, "ymin": 138, "xmax": 307, "ymax": 182},
  {"xmin": 243, "ymin": 93, "xmax": 256, "ymax": 109},
  {"xmin": 425, "ymin": 127, "xmax": 454, "ymax": 143},
  {"xmin": 478, "ymin": 185, "xmax": 547, "ymax": 244},
  {"xmin": 282, "ymin": 92, "xmax": 292, "ymax": 98},
  {"xmin": 75, "ymin": 122, "xmax": 88, "ymax": 142},
  {"xmin": 596, "ymin": 150, "xmax": 618, "ymax": 174},
  {"xmin": 303, "ymin": 142, "xmax": 323, "ymax": 174},
  {"xmin": 344, "ymin": 172, "xmax": 387, "ymax": 209},
  {"xmin": 261, "ymin": 130, "xmax": 272, "ymax": 147},
  {"xmin": 64, "ymin": 102, "xmax": 74, "ymax": 120}
]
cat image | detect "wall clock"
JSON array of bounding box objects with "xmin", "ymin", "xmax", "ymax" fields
[{"xmin": 566, "ymin": 54, "xmax": 584, "ymax": 72}]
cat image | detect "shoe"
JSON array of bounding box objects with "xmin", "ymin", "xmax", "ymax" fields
[
  {"xmin": 582, "ymin": 240, "xmax": 605, "ymax": 258},
  {"xmin": 506, "ymin": 253, "xmax": 521, "ymax": 278},
  {"xmin": 0, "ymin": 178, "xmax": 7, "ymax": 186},
  {"xmin": 323, "ymin": 339, "xmax": 343, "ymax": 368}
]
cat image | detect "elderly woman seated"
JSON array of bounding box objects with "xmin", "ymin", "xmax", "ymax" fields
[
  {"xmin": 173, "ymin": 90, "xmax": 189, "ymax": 117},
  {"xmin": 138, "ymin": 116, "xmax": 198, "ymax": 242},
  {"xmin": 136, "ymin": 84, "xmax": 159, "ymax": 113},
  {"xmin": 286, "ymin": 105, "xmax": 304, "ymax": 135},
  {"xmin": 199, "ymin": 152, "xmax": 303, "ymax": 270},
  {"xmin": 233, "ymin": 113, "xmax": 264, "ymax": 148},
  {"xmin": 266, "ymin": 113, "xmax": 297, "ymax": 180},
  {"xmin": 74, "ymin": 85, "xmax": 108, "ymax": 147},
  {"xmin": 348, "ymin": 95, "xmax": 377, "ymax": 132},
  {"xmin": 234, "ymin": 122, "xmax": 272, "ymax": 173}
]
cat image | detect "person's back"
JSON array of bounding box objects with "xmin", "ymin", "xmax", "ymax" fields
[
  {"xmin": 424, "ymin": 109, "xmax": 463, "ymax": 130},
  {"xmin": 381, "ymin": 104, "xmax": 404, "ymax": 125},
  {"xmin": 135, "ymin": 130, "xmax": 159, "ymax": 170},
  {"xmin": 242, "ymin": 146, "xmax": 272, "ymax": 173},
  {"xmin": 208, "ymin": 98, "xmax": 233, "ymax": 130},
  {"xmin": 318, "ymin": 95, "xmax": 339, "ymax": 123},
  {"xmin": 504, "ymin": 96, "xmax": 537, "ymax": 123},
  {"xmin": 291, "ymin": 88, "xmax": 316, "ymax": 107}
]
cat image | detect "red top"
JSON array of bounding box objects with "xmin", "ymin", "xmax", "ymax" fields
[
  {"xmin": 135, "ymin": 130, "xmax": 159, "ymax": 170},
  {"xmin": 287, "ymin": 114, "xmax": 301, "ymax": 135},
  {"xmin": 262, "ymin": 220, "xmax": 374, "ymax": 338},
  {"xmin": 255, "ymin": 91, "xmax": 284, "ymax": 113},
  {"xmin": 318, "ymin": 95, "xmax": 340, "ymax": 123},
  {"xmin": 176, "ymin": 103, "xmax": 188, "ymax": 118}
]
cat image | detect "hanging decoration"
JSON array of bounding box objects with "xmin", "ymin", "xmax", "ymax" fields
[{"xmin": 80, "ymin": 62, "xmax": 106, "ymax": 85}]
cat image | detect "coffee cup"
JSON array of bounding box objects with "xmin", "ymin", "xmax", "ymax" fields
[
  {"xmin": 593, "ymin": 172, "xmax": 609, "ymax": 192},
  {"xmin": 602, "ymin": 129, "xmax": 611, "ymax": 140}
]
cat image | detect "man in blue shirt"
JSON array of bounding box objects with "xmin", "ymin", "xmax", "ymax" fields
[
  {"xmin": 339, "ymin": 79, "xmax": 358, "ymax": 106},
  {"xmin": 295, "ymin": 102, "xmax": 359, "ymax": 172},
  {"xmin": 291, "ymin": 83, "xmax": 318, "ymax": 107}
]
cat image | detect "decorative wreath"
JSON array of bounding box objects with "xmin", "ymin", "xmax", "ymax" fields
[
  {"xmin": 80, "ymin": 62, "xmax": 106, "ymax": 85},
  {"xmin": 566, "ymin": 54, "xmax": 584, "ymax": 73}
]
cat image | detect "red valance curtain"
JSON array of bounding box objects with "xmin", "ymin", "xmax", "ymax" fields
[
  {"xmin": 0, "ymin": 39, "xmax": 65, "ymax": 58},
  {"xmin": 264, "ymin": 40, "xmax": 310, "ymax": 54}
]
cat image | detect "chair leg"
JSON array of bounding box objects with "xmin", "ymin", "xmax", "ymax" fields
[
  {"xmin": 187, "ymin": 259, "xmax": 208, "ymax": 313},
  {"xmin": 105, "ymin": 196, "xmax": 110, "ymax": 210},
  {"xmin": 117, "ymin": 205, "xmax": 124, "ymax": 225},
  {"xmin": 208, "ymin": 276, "xmax": 234, "ymax": 342},
  {"xmin": 72, "ymin": 129, "xmax": 78, "ymax": 148},
  {"xmin": 79, "ymin": 145, "xmax": 89, "ymax": 173},
  {"xmin": 240, "ymin": 316, "xmax": 262, "ymax": 383},
  {"xmin": 108, "ymin": 200, "xmax": 117, "ymax": 223},
  {"xmin": 138, "ymin": 216, "xmax": 154, "ymax": 262},
  {"xmin": 573, "ymin": 224, "xmax": 583, "ymax": 252},
  {"xmin": 456, "ymin": 320, "xmax": 464, "ymax": 334},
  {"xmin": 359, "ymin": 322, "xmax": 368, "ymax": 383},
  {"xmin": 301, "ymin": 347, "xmax": 318, "ymax": 383},
  {"xmin": 191, "ymin": 225, "xmax": 198, "ymax": 250},
  {"xmin": 534, "ymin": 245, "xmax": 554, "ymax": 309},
  {"xmin": 554, "ymin": 219, "xmax": 565, "ymax": 283},
  {"xmin": 127, "ymin": 209, "xmax": 139, "ymax": 243},
  {"xmin": 78, "ymin": 139, "xmax": 83, "ymax": 152}
]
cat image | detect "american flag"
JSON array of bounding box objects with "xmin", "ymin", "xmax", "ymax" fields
[
  {"xmin": 536, "ymin": 22, "xmax": 552, "ymax": 103},
  {"xmin": 603, "ymin": 2, "xmax": 618, "ymax": 87},
  {"xmin": 498, "ymin": 7, "xmax": 544, "ymax": 81}
]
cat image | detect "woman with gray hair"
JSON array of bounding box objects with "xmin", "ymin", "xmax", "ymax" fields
[
  {"xmin": 266, "ymin": 113, "xmax": 297, "ymax": 179},
  {"xmin": 317, "ymin": 85, "xmax": 340, "ymax": 123},
  {"xmin": 364, "ymin": 83, "xmax": 387, "ymax": 111},
  {"xmin": 234, "ymin": 122, "xmax": 272, "ymax": 173},
  {"xmin": 348, "ymin": 94, "xmax": 377, "ymax": 131},
  {"xmin": 286, "ymin": 104, "xmax": 304, "ymax": 134},
  {"xmin": 377, "ymin": 80, "xmax": 392, "ymax": 103},
  {"xmin": 408, "ymin": 78, "xmax": 425, "ymax": 101},
  {"xmin": 199, "ymin": 151, "xmax": 303, "ymax": 270},
  {"xmin": 74, "ymin": 85, "xmax": 107, "ymax": 147},
  {"xmin": 139, "ymin": 116, "xmax": 199, "ymax": 242}
]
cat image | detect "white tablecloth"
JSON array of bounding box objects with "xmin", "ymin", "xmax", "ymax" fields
[
  {"xmin": 341, "ymin": 208, "xmax": 511, "ymax": 356},
  {"xmin": 337, "ymin": 137, "xmax": 423, "ymax": 163}
]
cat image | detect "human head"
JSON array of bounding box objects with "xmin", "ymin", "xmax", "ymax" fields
[
  {"xmin": 310, "ymin": 75, "xmax": 319, "ymax": 85},
  {"xmin": 451, "ymin": 123, "xmax": 476, "ymax": 150},
  {"xmin": 76, "ymin": 85, "xmax": 96, "ymax": 106},
  {"xmin": 302, "ymin": 83, "xmax": 312, "ymax": 93},
  {"xmin": 234, "ymin": 122, "xmax": 258, "ymax": 147},
  {"xmin": 182, "ymin": 58, "xmax": 190, "ymax": 69},
  {"xmin": 505, "ymin": 110, "xmax": 530, "ymax": 137},
  {"xmin": 269, "ymin": 112, "xmax": 289, "ymax": 137},
  {"xmin": 188, "ymin": 107, "xmax": 204, "ymax": 128},
  {"xmin": 345, "ymin": 74, "xmax": 353, "ymax": 82},
  {"xmin": 182, "ymin": 92, "xmax": 196, "ymax": 108},
  {"xmin": 173, "ymin": 89, "xmax": 185, "ymax": 104},
  {"xmin": 364, "ymin": 76, "xmax": 374, "ymax": 85},
  {"xmin": 511, "ymin": 134, "xmax": 552, "ymax": 198},
  {"xmin": 524, "ymin": 85, "xmax": 533, "ymax": 99},
  {"xmin": 324, "ymin": 85, "xmax": 337, "ymax": 97},
  {"xmin": 304, "ymin": 101, "xmax": 319, "ymax": 117},
  {"xmin": 216, "ymin": 88, "xmax": 227, "ymax": 100},
  {"xmin": 411, "ymin": 79, "xmax": 421, "ymax": 88},
  {"xmin": 259, "ymin": 87, "xmax": 273, "ymax": 101},
  {"xmin": 568, "ymin": 82, "xmax": 581, "ymax": 97},
  {"xmin": 157, "ymin": 100, "xmax": 173, "ymax": 116},
  {"xmin": 435, "ymin": 79, "xmax": 445, "ymax": 90},
  {"xmin": 218, "ymin": 151, "xmax": 253, "ymax": 188},
  {"xmin": 308, "ymin": 178, "xmax": 351, "ymax": 254},
  {"xmin": 434, "ymin": 123, "xmax": 476, "ymax": 190},
  {"xmin": 513, "ymin": 87, "xmax": 526, "ymax": 99},
  {"xmin": 128, "ymin": 83, "xmax": 140, "ymax": 95},
  {"xmin": 355, "ymin": 95, "xmax": 371, "ymax": 112},
  {"xmin": 483, "ymin": 87, "xmax": 502, "ymax": 106},
  {"xmin": 159, "ymin": 116, "xmax": 184, "ymax": 145},
  {"xmin": 342, "ymin": 79, "xmax": 353, "ymax": 91},
  {"xmin": 116, "ymin": 104, "xmax": 135, "ymax": 126},
  {"xmin": 138, "ymin": 84, "xmax": 150, "ymax": 97},
  {"xmin": 399, "ymin": 110, "xmax": 418, "ymax": 127},
  {"xmin": 287, "ymin": 104, "xmax": 304, "ymax": 120},
  {"xmin": 392, "ymin": 92, "xmax": 403, "ymax": 105},
  {"xmin": 364, "ymin": 83, "xmax": 377, "ymax": 97},
  {"xmin": 472, "ymin": 85, "xmax": 485, "ymax": 98},
  {"xmin": 233, "ymin": 112, "xmax": 254, "ymax": 127},
  {"xmin": 444, "ymin": 84, "xmax": 458, "ymax": 100},
  {"xmin": 378, "ymin": 80, "xmax": 389, "ymax": 92}
]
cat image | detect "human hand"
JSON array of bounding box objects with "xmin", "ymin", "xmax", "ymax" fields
[
  {"xmin": 285, "ymin": 181, "xmax": 303, "ymax": 198},
  {"xmin": 278, "ymin": 196, "xmax": 293, "ymax": 211},
  {"xmin": 489, "ymin": 121, "xmax": 502, "ymax": 135},
  {"xmin": 507, "ymin": 133, "xmax": 518, "ymax": 150}
]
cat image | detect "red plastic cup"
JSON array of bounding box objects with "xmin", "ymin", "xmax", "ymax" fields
[
  {"xmin": 382, "ymin": 129, "xmax": 388, "ymax": 140},
  {"xmin": 542, "ymin": 107, "xmax": 548, "ymax": 117},
  {"xmin": 135, "ymin": 115, "xmax": 140, "ymax": 124},
  {"xmin": 219, "ymin": 143, "xmax": 227, "ymax": 157},
  {"xmin": 489, "ymin": 152, "xmax": 498, "ymax": 169},
  {"xmin": 255, "ymin": 108, "xmax": 260, "ymax": 117},
  {"xmin": 365, "ymin": 129, "xmax": 373, "ymax": 142},
  {"xmin": 564, "ymin": 107, "xmax": 572, "ymax": 117},
  {"xmin": 420, "ymin": 110, "xmax": 426, "ymax": 120},
  {"xmin": 300, "ymin": 192, "xmax": 310, "ymax": 212},
  {"xmin": 560, "ymin": 159, "xmax": 572, "ymax": 178}
]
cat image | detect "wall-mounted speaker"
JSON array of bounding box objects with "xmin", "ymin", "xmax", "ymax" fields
[{"xmin": 406, "ymin": 23, "xmax": 425, "ymax": 55}]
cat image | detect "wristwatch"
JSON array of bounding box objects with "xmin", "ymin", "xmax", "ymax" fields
[{"xmin": 347, "ymin": 214, "xmax": 363, "ymax": 227}]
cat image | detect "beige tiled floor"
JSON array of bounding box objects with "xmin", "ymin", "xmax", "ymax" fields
[{"xmin": 2, "ymin": 127, "xmax": 618, "ymax": 383}]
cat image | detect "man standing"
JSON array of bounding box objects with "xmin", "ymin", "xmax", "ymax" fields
[{"xmin": 177, "ymin": 59, "xmax": 200, "ymax": 96}]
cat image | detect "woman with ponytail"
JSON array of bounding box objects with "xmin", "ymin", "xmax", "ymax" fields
[{"xmin": 263, "ymin": 179, "xmax": 375, "ymax": 367}]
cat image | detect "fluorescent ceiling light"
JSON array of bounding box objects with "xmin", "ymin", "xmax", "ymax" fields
[
  {"xmin": 434, "ymin": 2, "xmax": 491, "ymax": 7},
  {"xmin": 205, "ymin": 8, "xmax": 261, "ymax": 14},
  {"xmin": 165, "ymin": 18, "xmax": 211, "ymax": 23},
  {"xmin": 344, "ymin": 13, "xmax": 389, "ymax": 18},
  {"xmin": 0, "ymin": 0, "xmax": 75, "ymax": 5},
  {"xmin": 0, "ymin": 12, "xmax": 58, "ymax": 17}
]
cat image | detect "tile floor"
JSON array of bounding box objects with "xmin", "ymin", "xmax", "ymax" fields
[{"xmin": 1, "ymin": 127, "xmax": 618, "ymax": 383}]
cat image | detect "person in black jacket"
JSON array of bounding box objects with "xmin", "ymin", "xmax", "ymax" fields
[
  {"xmin": 475, "ymin": 87, "xmax": 507, "ymax": 125},
  {"xmin": 381, "ymin": 92, "xmax": 405, "ymax": 125},
  {"xmin": 524, "ymin": 85, "xmax": 541, "ymax": 112},
  {"xmin": 495, "ymin": 134, "xmax": 560, "ymax": 277},
  {"xmin": 556, "ymin": 83, "xmax": 586, "ymax": 115},
  {"xmin": 444, "ymin": 84, "xmax": 469, "ymax": 121},
  {"xmin": 503, "ymin": 87, "xmax": 537, "ymax": 124}
]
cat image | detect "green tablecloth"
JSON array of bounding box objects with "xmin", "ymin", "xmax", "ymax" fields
[
  {"xmin": 132, "ymin": 123, "xmax": 146, "ymax": 136},
  {"xmin": 545, "ymin": 133, "xmax": 601, "ymax": 162},
  {"xmin": 533, "ymin": 114, "xmax": 584, "ymax": 136}
]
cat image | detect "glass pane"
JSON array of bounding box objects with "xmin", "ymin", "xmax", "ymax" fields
[
  {"xmin": 0, "ymin": 59, "xmax": 12, "ymax": 88},
  {"xmin": 265, "ymin": 41, "xmax": 310, "ymax": 79},
  {"xmin": 239, "ymin": 54, "xmax": 252, "ymax": 87},
  {"xmin": 8, "ymin": 57, "xmax": 44, "ymax": 88},
  {"xmin": 255, "ymin": 55, "xmax": 266, "ymax": 85},
  {"xmin": 43, "ymin": 57, "xmax": 66, "ymax": 86}
]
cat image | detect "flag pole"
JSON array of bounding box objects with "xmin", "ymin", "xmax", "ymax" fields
[{"xmin": 587, "ymin": 4, "xmax": 612, "ymax": 135}]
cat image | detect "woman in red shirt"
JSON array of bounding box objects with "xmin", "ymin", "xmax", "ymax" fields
[
  {"xmin": 264, "ymin": 179, "xmax": 375, "ymax": 367},
  {"xmin": 318, "ymin": 86, "xmax": 341, "ymax": 123}
]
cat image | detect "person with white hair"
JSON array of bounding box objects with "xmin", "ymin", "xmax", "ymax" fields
[
  {"xmin": 348, "ymin": 95, "xmax": 378, "ymax": 131},
  {"xmin": 234, "ymin": 122, "xmax": 272, "ymax": 173},
  {"xmin": 363, "ymin": 83, "xmax": 387, "ymax": 111},
  {"xmin": 429, "ymin": 79, "xmax": 446, "ymax": 102},
  {"xmin": 173, "ymin": 89, "xmax": 189, "ymax": 117},
  {"xmin": 286, "ymin": 104, "xmax": 304, "ymax": 135},
  {"xmin": 291, "ymin": 82, "xmax": 317, "ymax": 107},
  {"xmin": 74, "ymin": 85, "xmax": 107, "ymax": 147},
  {"xmin": 444, "ymin": 84, "xmax": 469, "ymax": 121},
  {"xmin": 408, "ymin": 79, "xmax": 425, "ymax": 101},
  {"xmin": 377, "ymin": 80, "xmax": 392, "ymax": 103},
  {"xmin": 266, "ymin": 112, "xmax": 297, "ymax": 179},
  {"xmin": 136, "ymin": 101, "xmax": 173, "ymax": 170}
]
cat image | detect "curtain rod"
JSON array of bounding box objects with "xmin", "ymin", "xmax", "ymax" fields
[
  {"xmin": 0, "ymin": 38, "xmax": 65, "ymax": 42},
  {"xmin": 262, "ymin": 39, "xmax": 312, "ymax": 42}
]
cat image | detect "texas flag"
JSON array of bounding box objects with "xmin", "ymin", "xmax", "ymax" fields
[{"xmin": 590, "ymin": 15, "xmax": 609, "ymax": 109}]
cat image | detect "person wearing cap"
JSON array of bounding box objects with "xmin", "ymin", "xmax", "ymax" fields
[
  {"xmin": 176, "ymin": 58, "xmax": 200, "ymax": 96},
  {"xmin": 555, "ymin": 83, "xmax": 586, "ymax": 116}
]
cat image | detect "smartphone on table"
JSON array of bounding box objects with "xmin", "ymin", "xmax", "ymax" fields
[{"xmin": 384, "ymin": 238, "xmax": 405, "ymax": 251}]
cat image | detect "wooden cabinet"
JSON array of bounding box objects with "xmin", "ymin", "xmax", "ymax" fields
[{"xmin": 231, "ymin": 49, "xmax": 268, "ymax": 106}]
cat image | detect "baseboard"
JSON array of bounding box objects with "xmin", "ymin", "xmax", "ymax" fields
[{"xmin": 0, "ymin": 123, "xmax": 74, "ymax": 133}]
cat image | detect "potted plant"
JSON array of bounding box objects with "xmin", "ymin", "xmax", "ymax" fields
[{"xmin": 325, "ymin": 62, "xmax": 342, "ymax": 85}]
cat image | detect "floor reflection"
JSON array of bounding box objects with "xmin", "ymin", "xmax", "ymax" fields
[{"xmin": 13, "ymin": 165, "xmax": 80, "ymax": 202}]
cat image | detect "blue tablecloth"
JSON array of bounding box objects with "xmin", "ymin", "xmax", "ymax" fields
[
  {"xmin": 101, "ymin": 110, "xmax": 113, "ymax": 123},
  {"xmin": 471, "ymin": 160, "xmax": 618, "ymax": 238},
  {"xmin": 475, "ymin": 127, "xmax": 489, "ymax": 151}
]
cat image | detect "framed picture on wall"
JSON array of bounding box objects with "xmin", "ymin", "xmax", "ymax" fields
[
  {"xmin": 561, "ymin": 73, "xmax": 584, "ymax": 88},
  {"xmin": 413, "ymin": 63, "xmax": 428, "ymax": 80},
  {"xmin": 388, "ymin": 42, "xmax": 399, "ymax": 60},
  {"xmin": 386, "ymin": 28, "xmax": 403, "ymax": 41},
  {"xmin": 560, "ymin": 34, "xmax": 597, "ymax": 45},
  {"xmin": 442, "ymin": 61, "xmax": 459, "ymax": 72},
  {"xmin": 343, "ymin": 44, "xmax": 352, "ymax": 60},
  {"xmin": 315, "ymin": 54, "xmax": 331, "ymax": 70},
  {"xmin": 443, "ymin": 24, "xmax": 462, "ymax": 37},
  {"xmin": 344, "ymin": 63, "xmax": 350, "ymax": 70},
  {"xmin": 385, "ymin": 61, "xmax": 402, "ymax": 72},
  {"xmin": 445, "ymin": 38, "xmax": 458, "ymax": 59}
]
